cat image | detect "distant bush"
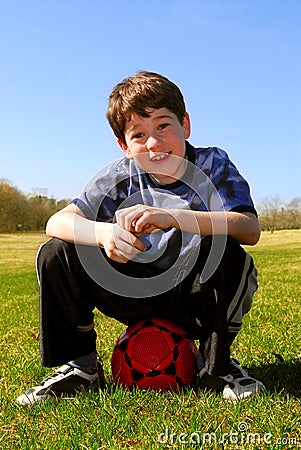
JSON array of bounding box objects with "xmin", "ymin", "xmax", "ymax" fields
[
  {"xmin": 0, "ymin": 180, "xmax": 69, "ymax": 232},
  {"xmin": 257, "ymin": 196, "xmax": 301, "ymax": 232}
]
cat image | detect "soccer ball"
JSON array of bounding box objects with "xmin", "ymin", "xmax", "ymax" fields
[{"xmin": 111, "ymin": 318, "xmax": 198, "ymax": 391}]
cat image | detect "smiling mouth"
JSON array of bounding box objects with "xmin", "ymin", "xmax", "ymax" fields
[{"xmin": 150, "ymin": 152, "xmax": 171, "ymax": 161}]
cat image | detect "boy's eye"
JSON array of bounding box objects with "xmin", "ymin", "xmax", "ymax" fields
[
  {"xmin": 158, "ymin": 123, "xmax": 169, "ymax": 130},
  {"xmin": 133, "ymin": 132, "xmax": 144, "ymax": 139}
]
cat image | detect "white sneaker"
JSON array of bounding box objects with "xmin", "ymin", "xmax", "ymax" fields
[
  {"xmin": 221, "ymin": 358, "xmax": 265, "ymax": 402},
  {"xmin": 16, "ymin": 363, "xmax": 104, "ymax": 406}
]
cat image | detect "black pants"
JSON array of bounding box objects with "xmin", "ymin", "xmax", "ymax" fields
[{"xmin": 37, "ymin": 236, "xmax": 257, "ymax": 376}]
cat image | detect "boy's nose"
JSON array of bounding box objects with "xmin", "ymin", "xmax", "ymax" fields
[{"xmin": 146, "ymin": 134, "xmax": 163, "ymax": 151}]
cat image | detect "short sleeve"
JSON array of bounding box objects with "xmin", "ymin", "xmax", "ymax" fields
[
  {"xmin": 209, "ymin": 148, "xmax": 257, "ymax": 216},
  {"xmin": 72, "ymin": 158, "xmax": 131, "ymax": 222}
]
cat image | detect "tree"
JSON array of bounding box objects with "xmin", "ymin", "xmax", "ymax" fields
[
  {"xmin": 0, "ymin": 180, "xmax": 29, "ymax": 232},
  {"xmin": 258, "ymin": 196, "xmax": 301, "ymax": 232},
  {"xmin": 0, "ymin": 180, "xmax": 70, "ymax": 232},
  {"xmin": 257, "ymin": 196, "xmax": 283, "ymax": 233},
  {"xmin": 286, "ymin": 197, "xmax": 301, "ymax": 229}
]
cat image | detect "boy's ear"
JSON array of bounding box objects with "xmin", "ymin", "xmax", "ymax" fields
[
  {"xmin": 183, "ymin": 112, "xmax": 191, "ymax": 139},
  {"xmin": 117, "ymin": 139, "xmax": 133, "ymax": 159}
]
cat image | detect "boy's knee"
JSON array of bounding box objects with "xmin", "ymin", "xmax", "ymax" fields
[
  {"xmin": 37, "ymin": 238, "xmax": 74, "ymax": 270},
  {"xmin": 199, "ymin": 235, "xmax": 250, "ymax": 277},
  {"xmin": 38, "ymin": 237, "xmax": 67, "ymax": 257},
  {"xmin": 200, "ymin": 235, "xmax": 241, "ymax": 256},
  {"xmin": 223, "ymin": 235, "xmax": 243, "ymax": 254}
]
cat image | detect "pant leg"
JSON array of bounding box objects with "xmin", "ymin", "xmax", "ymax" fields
[
  {"xmin": 37, "ymin": 238, "xmax": 174, "ymax": 367},
  {"xmin": 181, "ymin": 235, "xmax": 258, "ymax": 377},
  {"xmin": 37, "ymin": 239, "xmax": 99, "ymax": 367}
]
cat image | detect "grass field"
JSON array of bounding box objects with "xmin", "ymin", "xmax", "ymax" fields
[{"xmin": 0, "ymin": 230, "xmax": 300, "ymax": 449}]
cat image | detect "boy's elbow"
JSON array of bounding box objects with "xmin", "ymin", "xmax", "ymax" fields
[
  {"xmin": 246, "ymin": 229, "xmax": 260, "ymax": 246},
  {"xmin": 46, "ymin": 212, "xmax": 63, "ymax": 237},
  {"xmin": 238, "ymin": 213, "xmax": 261, "ymax": 245},
  {"xmin": 244, "ymin": 218, "xmax": 261, "ymax": 245},
  {"xmin": 45, "ymin": 215, "xmax": 55, "ymax": 237}
]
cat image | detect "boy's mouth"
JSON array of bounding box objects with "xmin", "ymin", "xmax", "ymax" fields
[{"xmin": 150, "ymin": 152, "xmax": 171, "ymax": 161}]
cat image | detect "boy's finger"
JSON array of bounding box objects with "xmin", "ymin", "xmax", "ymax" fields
[{"xmin": 131, "ymin": 234, "xmax": 147, "ymax": 252}]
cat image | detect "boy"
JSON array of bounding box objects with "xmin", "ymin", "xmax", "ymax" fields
[{"xmin": 17, "ymin": 71, "xmax": 264, "ymax": 405}]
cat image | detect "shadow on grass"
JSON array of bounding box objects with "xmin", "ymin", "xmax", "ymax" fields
[
  {"xmin": 104, "ymin": 358, "xmax": 301, "ymax": 400},
  {"xmin": 248, "ymin": 358, "xmax": 301, "ymax": 398}
]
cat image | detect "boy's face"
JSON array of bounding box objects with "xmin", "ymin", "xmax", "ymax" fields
[{"xmin": 118, "ymin": 107, "xmax": 191, "ymax": 184}]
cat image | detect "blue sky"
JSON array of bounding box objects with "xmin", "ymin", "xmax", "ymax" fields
[{"xmin": 1, "ymin": 0, "xmax": 300, "ymax": 207}]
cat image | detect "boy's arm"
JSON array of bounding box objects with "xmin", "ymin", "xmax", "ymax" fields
[
  {"xmin": 115, "ymin": 205, "xmax": 260, "ymax": 246},
  {"xmin": 46, "ymin": 203, "xmax": 146, "ymax": 263},
  {"xmin": 173, "ymin": 209, "xmax": 260, "ymax": 245}
]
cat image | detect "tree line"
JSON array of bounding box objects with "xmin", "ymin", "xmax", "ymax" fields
[
  {"xmin": 0, "ymin": 180, "xmax": 300, "ymax": 233},
  {"xmin": 0, "ymin": 180, "xmax": 69, "ymax": 232},
  {"xmin": 257, "ymin": 196, "xmax": 301, "ymax": 233}
]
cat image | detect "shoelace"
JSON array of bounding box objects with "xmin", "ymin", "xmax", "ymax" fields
[
  {"xmin": 40, "ymin": 366, "xmax": 72, "ymax": 386},
  {"xmin": 229, "ymin": 364, "xmax": 245, "ymax": 379}
]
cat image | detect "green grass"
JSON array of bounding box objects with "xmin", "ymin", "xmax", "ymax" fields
[{"xmin": 0, "ymin": 231, "xmax": 301, "ymax": 449}]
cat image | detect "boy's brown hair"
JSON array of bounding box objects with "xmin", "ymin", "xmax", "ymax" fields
[{"xmin": 106, "ymin": 71, "xmax": 186, "ymax": 145}]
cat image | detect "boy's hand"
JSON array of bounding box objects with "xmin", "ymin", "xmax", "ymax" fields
[
  {"xmin": 115, "ymin": 204, "xmax": 176, "ymax": 236},
  {"xmin": 99, "ymin": 222, "xmax": 147, "ymax": 263}
]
